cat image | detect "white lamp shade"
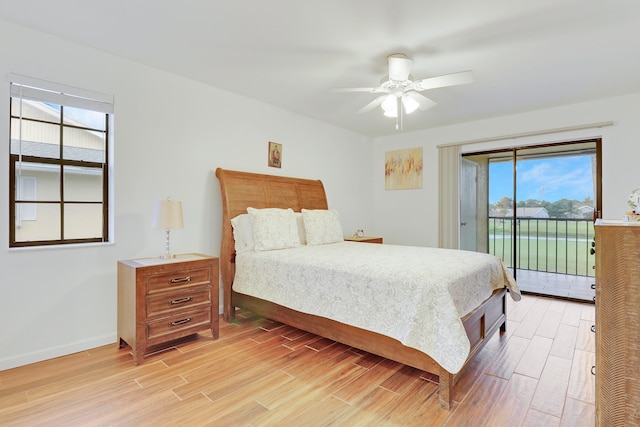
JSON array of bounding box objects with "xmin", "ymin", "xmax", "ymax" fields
[
  {"xmin": 402, "ymin": 95, "xmax": 419, "ymax": 114},
  {"xmin": 152, "ymin": 200, "xmax": 184, "ymax": 229},
  {"xmin": 382, "ymin": 94, "xmax": 419, "ymax": 118},
  {"xmin": 381, "ymin": 94, "xmax": 397, "ymax": 115}
]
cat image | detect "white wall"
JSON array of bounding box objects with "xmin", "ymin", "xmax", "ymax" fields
[
  {"xmin": 373, "ymin": 93, "xmax": 640, "ymax": 246},
  {"xmin": 0, "ymin": 20, "xmax": 374, "ymax": 370}
]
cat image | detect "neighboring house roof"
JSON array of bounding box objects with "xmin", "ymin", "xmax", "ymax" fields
[
  {"xmin": 10, "ymin": 140, "xmax": 105, "ymax": 163},
  {"xmin": 498, "ymin": 207, "xmax": 550, "ymax": 218}
]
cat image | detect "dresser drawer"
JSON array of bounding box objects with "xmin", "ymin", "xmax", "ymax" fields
[
  {"xmin": 147, "ymin": 286, "xmax": 211, "ymax": 318},
  {"xmin": 146, "ymin": 307, "xmax": 212, "ymax": 345},
  {"xmin": 147, "ymin": 267, "xmax": 211, "ymax": 293}
]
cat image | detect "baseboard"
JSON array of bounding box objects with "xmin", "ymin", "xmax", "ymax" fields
[{"xmin": 0, "ymin": 333, "xmax": 117, "ymax": 371}]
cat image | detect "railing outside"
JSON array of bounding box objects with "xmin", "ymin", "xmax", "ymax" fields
[{"xmin": 489, "ymin": 217, "xmax": 595, "ymax": 277}]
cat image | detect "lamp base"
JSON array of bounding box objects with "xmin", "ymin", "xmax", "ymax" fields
[{"xmin": 159, "ymin": 253, "xmax": 176, "ymax": 260}]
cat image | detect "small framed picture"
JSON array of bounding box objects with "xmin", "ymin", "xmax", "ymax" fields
[{"xmin": 268, "ymin": 141, "xmax": 282, "ymax": 168}]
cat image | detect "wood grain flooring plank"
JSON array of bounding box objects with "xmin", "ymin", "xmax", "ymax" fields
[
  {"xmin": 484, "ymin": 373, "xmax": 538, "ymax": 427},
  {"xmin": 549, "ymin": 323, "xmax": 579, "ymax": 360},
  {"xmin": 442, "ymin": 373, "xmax": 508, "ymax": 426},
  {"xmin": 575, "ymin": 319, "xmax": 595, "ymax": 352},
  {"xmin": 522, "ymin": 407, "xmax": 561, "ymax": 427},
  {"xmin": 274, "ymin": 395, "xmax": 351, "ymax": 427},
  {"xmin": 327, "ymin": 386, "xmax": 400, "ymax": 426},
  {"xmin": 514, "ymin": 336, "xmax": 553, "ymax": 379},
  {"xmin": 513, "ymin": 297, "xmax": 552, "ymax": 339},
  {"xmin": 530, "ymin": 355, "xmax": 572, "ymax": 417},
  {"xmin": 507, "ymin": 292, "xmax": 536, "ymax": 323},
  {"xmin": 560, "ymin": 397, "xmax": 595, "ymax": 427},
  {"xmin": 256, "ymin": 355, "xmax": 367, "ymax": 410},
  {"xmin": 379, "ymin": 364, "xmax": 423, "ymax": 393},
  {"xmin": 452, "ymin": 340, "xmax": 502, "ymax": 403},
  {"xmin": 373, "ymin": 377, "xmax": 444, "ymax": 427},
  {"xmin": 252, "ymin": 365, "xmax": 366, "ymax": 425},
  {"xmin": 566, "ymin": 349, "xmax": 595, "ymax": 404},
  {"xmin": 306, "ymin": 336, "xmax": 337, "ymax": 351},
  {"xmin": 580, "ymin": 304, "xmax": 595, "ymax": 322},
  {"xmin": 485, "ymin": 335, "xmax": 530, "ymax": 379},
  {"xmin": 332, "ymin": 357, "xmax": 403, "ymax": 404},
  {"xmin": 202, "ymin": 370, "xmax": 294, "ymax": 417},
  {"xmin": 172, "ymin": 336, "xmax": 293, "ymax": 399},
  {"xmin": 535, "ymin": 310, "xmax": 563, "ymax": 339},
  {"xmin": 560, "ymin": 303, "xmax": 583, "ymax": 327}
]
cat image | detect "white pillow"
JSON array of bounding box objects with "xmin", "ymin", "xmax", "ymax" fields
[
  {"xmin": 301, "ymin": 209, "xmax": 344, "ymax": 245},
  {"xmin": 247, "ymin": 207, "xmax": 301, "ymax": 251},
  {"xmin": 295, "ymin": 212, "xmax": 307, "ymax": 245},
  {"xmin": 230, "ymin": 213, "xmax": 254, "ymax": 253}
]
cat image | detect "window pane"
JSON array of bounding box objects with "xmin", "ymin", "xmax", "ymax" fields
[
  {"xmin": 64, "ymin": 166, "xmax": 103, "ymax": 202},
  {"xmin": 14, "ymin": 203, "xmax": 60, "ymax": 242},
  {"xmin": 64, "ymin": 203, "xmax": 103, "ymax": 239},
  {"xmin": 63, "ymin": 106, "xmax": 106, "ymax": 131},
  {"xmin": 11, "ymin": 98, "xmax": 61, "ymax": 122},
  {"xmin": 62, "ymin": 127, "xmax": 106, "ymax": 162},
  {"xmin": 15, "ymin": 163, "xmax": 60, "ymax": 201},
  {"xmin": 10, "ymin": 118, "xmax": 60, "ymax": 158}
]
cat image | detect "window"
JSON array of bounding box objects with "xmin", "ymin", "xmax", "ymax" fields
[{"xmin": 9, "ymin": 74, "xmax": 113, "ymax": 247}]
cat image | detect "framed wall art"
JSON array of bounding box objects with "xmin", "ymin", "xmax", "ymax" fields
[
  {"xmin": 384, "ymin": 147, "xmax": 423, "ymax": 190},
  {"xmin": 268, "ymin": 141, "xmax": 282, "ymax": 168}
]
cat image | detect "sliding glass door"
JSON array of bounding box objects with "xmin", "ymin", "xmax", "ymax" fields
[{"xmin": 462, "ymin": 139, "xmax": 601, "ymax": 300}]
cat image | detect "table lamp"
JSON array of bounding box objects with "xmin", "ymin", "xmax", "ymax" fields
[{"xmin": 151, "ymin": 198, "xmax": 184, "ymax": 259}]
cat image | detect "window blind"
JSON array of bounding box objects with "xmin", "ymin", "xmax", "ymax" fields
[{"xmin": 9, "ymin": 73, "xmax": 113, "ymax": 113}]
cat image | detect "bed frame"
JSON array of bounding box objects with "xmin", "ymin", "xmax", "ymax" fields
[{"xmin": 215, "ymin": 167, "xmax": 507, "ymax": 409}]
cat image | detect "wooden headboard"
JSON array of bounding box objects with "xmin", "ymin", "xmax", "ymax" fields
[{"xmin": 215, "ymin": 168, "xmax": 328, "ymax": 319}]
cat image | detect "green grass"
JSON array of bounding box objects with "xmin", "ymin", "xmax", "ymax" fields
[{"xmin": 489, "ymin": 218, "xmax": 596, "ymax": 277}]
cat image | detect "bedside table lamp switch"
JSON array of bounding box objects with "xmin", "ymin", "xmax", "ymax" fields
[{"xmin": 152, "ymin": 198, "xmax": 183, "ymax": 259}]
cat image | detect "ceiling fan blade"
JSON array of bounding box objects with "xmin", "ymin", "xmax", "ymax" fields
[
  {"xmin": 388, "ymin": 54, "xmax": 413, "ymax": 81},
  {"xmin": 412, "ymin": 70, "xmax": 473, "ymax": 91},
  {"xmin": 358, "ymin": 95, "xmax": 386, "ymax": 113},
  {"xmin": 405, "ymin": 91, "xmax": 437, "ymax": 111},
  {"xmin": 330, "ymin": 86, "xmax": 383, "ymax": 93}
]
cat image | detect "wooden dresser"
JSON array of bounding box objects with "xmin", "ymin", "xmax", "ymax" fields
[
  {"xmin": 117, "ymin": 253, "xmax": 219, "ymax": 364},
  {"xmin": 594, "ymin": 220, "xmax": 640, "ymax": 425}
]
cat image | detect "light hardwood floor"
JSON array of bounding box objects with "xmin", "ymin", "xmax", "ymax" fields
[{"xmin": 0, "ymin": 294, "xmax": 595, "ymax": 426}]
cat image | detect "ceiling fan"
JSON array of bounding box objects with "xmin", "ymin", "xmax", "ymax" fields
[{"xmin": 331, "ymin": 53, "xmax": 473, "ymax": 131}]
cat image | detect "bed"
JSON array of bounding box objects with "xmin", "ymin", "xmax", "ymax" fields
[{"xmin": 215, "ymin": 167, "xmax": 520, "ymax": 409}]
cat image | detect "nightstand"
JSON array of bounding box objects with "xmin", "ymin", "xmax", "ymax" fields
[
  {"xmin": 117, "ymin": 253, "xmax": 219, "ymax": 364},
  {"xmin": 344, "ymin": 236, "xmax": 383, "ymax": 244}
]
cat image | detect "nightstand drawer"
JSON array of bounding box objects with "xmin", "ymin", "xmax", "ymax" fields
[
  {"xmin": 147, "ymin": 286, "xmax": 211, "ymax": 318},
  {"xmin": 146, "ymin": 307, "xmax": 212, "ymax": 344},
  {"xmin": 147, "ymin": 267, "xmax": 211, "ymax": 293}
]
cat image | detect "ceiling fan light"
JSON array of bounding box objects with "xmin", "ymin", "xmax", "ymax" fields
[
  {"xmin": 402, "ymin": 95, "xmax": 419, "ymax": 114},
  {"xmin": 381, "ymin": 94, "xmax": 397, "ymax": 114}
]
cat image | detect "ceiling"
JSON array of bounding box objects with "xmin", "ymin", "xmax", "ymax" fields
[{"xmin": 2, "ymin": 0, "xmax": 640, "ymax": 137}]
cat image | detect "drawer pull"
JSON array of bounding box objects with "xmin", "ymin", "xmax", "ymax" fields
[
  {"xmin": 169, "ymin": 276, "xmax": 191, "ymax": 284},
  {"xmin": 591, "ymin": 324, "xmax": 596, "ymax": 333},
  {"xmin": 170, "ymin": 297, "xmax": 192, "ymax": 305},
  {"xmin": 591, "ymin": 365, "xmax": 596, "ymax": 376},
  {"xmin": 591, "ymin": 283, "xmax": 596, "ymax": 290},
  {"xmin": 169, "ymin": 317, "xmax": 192, "ymax": 327}
]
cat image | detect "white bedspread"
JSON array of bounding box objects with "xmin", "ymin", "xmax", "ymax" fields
[{"xmin": 233, "ymin": 241, "xmax": 520, "ymax": 374}]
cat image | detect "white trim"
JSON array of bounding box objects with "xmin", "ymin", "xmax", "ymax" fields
[
  {"xmin": 0, "ymin": 333, "xmax": 116, "ymax": 370},
  {"xmin": 436, "ymin": 121, "xmax": 614, "ymax": 149}
]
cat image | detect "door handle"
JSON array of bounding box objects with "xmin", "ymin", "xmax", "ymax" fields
[{"xmin": 460, "ymin": 222, "xmax": 467, "ymax": 226}]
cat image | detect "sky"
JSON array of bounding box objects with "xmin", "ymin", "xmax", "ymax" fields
[{"xmin": 489, "ymin": 155, "xmax": 594, "ymax": 204}]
